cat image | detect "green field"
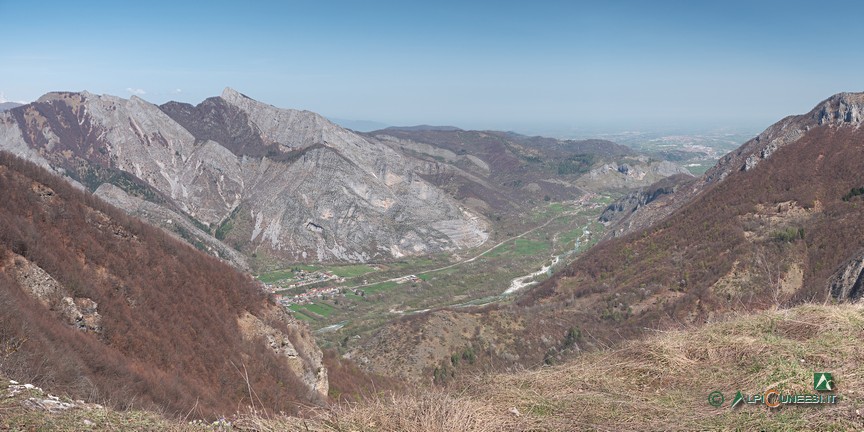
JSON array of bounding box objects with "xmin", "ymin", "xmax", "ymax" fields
[
  {"xmin": 531, "ymin": 201, "xmax": 569, "ymax": 221},
  {"xmin": 289, "ymin": 302, "xmax": 336, "ymax": 319},
  {"xmin": 329, "ymin": 264, "xmax": 377, "ymax": 278},
  {"xmin": 416, "ymin": 267, "xmax": 458, "ymax": 281},
  {"xmin": 384, "ymin": 257, "xmax": 440, "ymax": 271},
  {"xmin": 362, "ymin": 281, "xmax": 399, "ymax": 294},
  {"xmin": 304, "ymin": 303, "xmax": 335, "ymax": 316},
  {"xmin": 258, "ymin": 270, "xmax": 297, "ymax": 284},
  {"xmin": 557, "ymin": 228, "xmax": 584, "ymax": 249},
  {"xmin": 685, "ymin": 163, "xmax": 712, "ymax": 175},
  {"xmin": 286, "ymin": 306, "xmax": 314, "ymax": 321},
  {"xmin": 487, "ymin": 238, "xmax": 550, "ymax": 257},
  {"xmin": 513, "ymin": 238, "xmax": 549, "ymax": 255}
]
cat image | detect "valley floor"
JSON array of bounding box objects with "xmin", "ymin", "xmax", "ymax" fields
[
  {"xmin": 4, "ymin": 302, "xmax": 861, "ymax": 431},
  {"xmin": 256, "ymin": 196, "xmax": 612, "ymax": 352}
]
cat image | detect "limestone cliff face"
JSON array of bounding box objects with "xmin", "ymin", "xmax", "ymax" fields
[
  {"xmin": 0, "ymin": 89, "xmax": 488, "ymax": 264},
  {"xmin": 5, "ymin": 254, "xmax": 103, "ymax": 334},
  {"xmin": 575, "ymin": 159, "xmax": 691, "ymax": 191},
  {"xmin": 829, "ymin": 251, "xmax": 864, "ymax": 301},
  {"xmin": 238, "ymin": 307, "xmax": 328, "ymax": 396},
  {"xmin": 599, "ymin": 174, "xmax": 692, "ymax": 226},
  {"xmin": 94, "ymin": 183, "xmax": 251, "ymax": 270}
]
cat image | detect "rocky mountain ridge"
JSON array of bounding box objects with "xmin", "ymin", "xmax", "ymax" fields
[
  {"xmin": 601, "ymin": 92, "xmax": 864, "ymax": 239},
  {"xmin": 0, "ymin": 102, "xmax": 23, "ymax": 112},
  {"xmin": 0, "ymin": 89, "xmax": 488, "ymax": 265},
  {"xmin": 706, "ymin": 92, "xmax": 864, "ymax": 183},
  {"xmin": 0, "ymin": 89, "xmax": 693, "ymax": 267}
]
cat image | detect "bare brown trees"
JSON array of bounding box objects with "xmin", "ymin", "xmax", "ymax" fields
[{"xmin": 0, "ymin": 152, "xmax": 318, "ymax": 418}]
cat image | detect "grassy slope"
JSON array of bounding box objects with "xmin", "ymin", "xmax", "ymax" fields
[
  {"xmin": 6, "ymin": 302, "xmax": 861, "ymax": 431},
  {"xmin": 477, "ymin": 302, "xmax": 863, "ymax": 431},
  {"xmin": 280, "ymin": 302, "xmax": 864, "ymax": 431}
]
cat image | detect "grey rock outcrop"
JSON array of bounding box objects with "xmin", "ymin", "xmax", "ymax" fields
[
  {"xmin": 94, "ymin": 183, "xmax": 251, "ymax": 270},
  {"xmin": 9, "ymin": 256, "xmax": 64, "ymax": 305},
  {"xmin": 7, "ymin": 255, "xmax": 102, "ymax": 334},
  {"xmin": 599, "ymin": 174, "xmax": 691, "ymax": 224},
  {"xmin": 829, "ymin": 251, "xmax": 864, "ymax": 301},
  {"xmin": 58, "ymin": 297, "xmax": 102, "ymax": 333},
  {"xmin": 597, "ymin": 174, "xmax": 697, "ymax": 239},
  {"xmin": 576, "ymin": 159, "xmax": 691, "ymax": 191},
  {"xmin": 238, "ymin": 309, "xmax": 328, "ymax": 396}
]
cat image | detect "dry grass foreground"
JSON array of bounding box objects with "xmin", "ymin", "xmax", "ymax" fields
[{"xmin": 3, "ymin": 302, "xmax": 862, "ymax": 431}]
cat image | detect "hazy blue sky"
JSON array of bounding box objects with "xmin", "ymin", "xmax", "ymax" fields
[{"xmin": 1, "ymin": 0, "xmax": 862, "ymax": 133}]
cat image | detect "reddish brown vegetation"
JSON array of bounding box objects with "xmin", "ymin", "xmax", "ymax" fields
[
  {"xmin": 512, "ymin": 125, "xmax": 864, "ymax": 360},
  {"xmin": 346, "ymin": 121, "xmax": 864, "ymax": 383},
  {"xmin": 0, "ymin": 152, "xmax": 319, "ymax": 418},
  {"xmin": 321, "ymin": 349, "xmax": 401, "ymax": 402}
]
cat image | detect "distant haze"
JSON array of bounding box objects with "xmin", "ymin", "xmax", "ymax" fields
[{"xmin": 2, "ymin": 1, "xmax": 862, "ymax": 134}]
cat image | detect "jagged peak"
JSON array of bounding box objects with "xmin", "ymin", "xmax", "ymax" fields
[
  {"xmin": 35, "ymin": 91, "xmax": 87, "ymax": 104},
  {"xmin": 809, "ymin": 91, "xmax": 864, "ymax": 126},
  {"xmin": 128, "ymin": 94, "xmax": 147, "ymax": 104},
  {"xmin": 823, "ymin": 91, "xmax": 864, "ymax": 105},
  {"xmin": 704, "ymin": 91, "xmax": 864, "ymax": 183},
  {"xmin": 32, "ymin": 91, "xmax": 133, "ymax": 107},
  {"xmin": 220, "ymin": 86, "xmax": 251, "ymax": 103},
  {"xmin": 219, "ymin": 87, "xmax": 339, "ymax": 132}
]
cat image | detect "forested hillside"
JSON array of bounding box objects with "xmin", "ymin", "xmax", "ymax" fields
[{"xmin": 0, "ymin": 152, "xmax": 326, "ymax": 418}]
